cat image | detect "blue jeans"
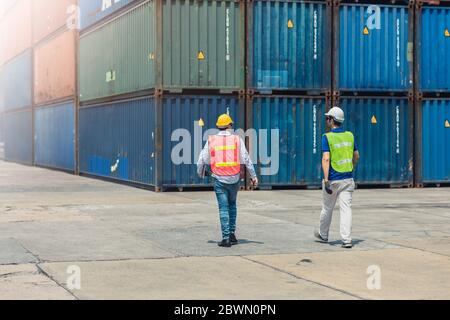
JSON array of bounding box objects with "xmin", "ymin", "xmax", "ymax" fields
[{"xmin": 214, "ymin": 180, "xmax": 240, "ymax": 240}]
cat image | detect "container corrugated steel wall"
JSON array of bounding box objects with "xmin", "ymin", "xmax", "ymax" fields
[
  {"xmin": 34, "ymin": 101, "xmax": 75, "ymax": 171},
  {"xmin": 0, "ymin": 49, "xmax": 32, "ymax": 111},
  {"xmin": 162, "ymin": 95, "xmax": 244, "ymax": 188},
  {"xmin": 418, "ymin": 6, "xmax": 450, "ymax": 92},
  {"xmin": 162, "ymin": 0, "xmax": 245, "ymax": 91},
  {"xmin": 79, "ymin": 1, "xmax": 155, "ymax": 102},
  {"xmin": 417, "ymin": 99, "xmax": 450, "ymax": 184},
  {"xmin": 34, "ymin": 30, "xmax": 76, "ymax": 106},
  {"xmin": 32, "ymin": 0, "xmax": 76, "ymax": 44},
  {"xmin": 78, "ymin": 0, "xmax": 135, "ymax": 31},
  {"xmin": 248, "ymin": 0, "xmax": 331, "ymax": 92},
  {"xmin": 3, "ymin": 109, "xmax": 32, "ymax": 164},
  {"xmin": 249, "ymin": 96, "xmax": 326, "ymax": 186},
  {"xmin": 0, "ymin": 0, "xmax": 31, "ymax": 66},
  {"xmin": 79, "ymin": 97, "xmax": 155, "ymax": 185},
  {"xmin": 339, "ymin": 97, "xmax": 413, "ymax": 185},
  {"xmin": 336, "ymin": 3, "xmax": 412, "ymax": 92}
]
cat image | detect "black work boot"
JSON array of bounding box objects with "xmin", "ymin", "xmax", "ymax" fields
[
  {"xmin": 218, "ymin": 238, "xmax": 231, "ymax": 248},
  {"xmin": 230, "ymin": 233, "xmax": 238, "ymax": 245}
]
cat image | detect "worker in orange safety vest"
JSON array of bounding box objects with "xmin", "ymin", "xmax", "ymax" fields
[{"xmin": 197, "ymin": 114, "xmax": 258, "ymax": 247}]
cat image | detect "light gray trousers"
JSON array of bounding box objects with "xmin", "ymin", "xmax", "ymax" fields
[{"xmin": 319, "ymin": 178, "xmax": 355, "ymax": 244}]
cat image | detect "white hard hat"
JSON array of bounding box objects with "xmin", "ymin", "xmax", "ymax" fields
[{"xmin": 325, "ymin": 107, "xmax": 345, "ymax": 123}]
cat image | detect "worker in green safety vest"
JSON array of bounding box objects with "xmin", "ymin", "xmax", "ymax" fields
[{"xmin": 314, "ymin": 107, "xmax": 360, "ymax": 249}]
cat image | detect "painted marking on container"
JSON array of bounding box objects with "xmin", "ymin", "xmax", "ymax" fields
[
  {"xmin": 445, "ymin": 29, "xmax": 450, "ymax": 37},
  {"xmin": 371, "ymin": 115, "xmax": 378, "ymax": 125},
  {"xmin": 363, "ymin": 26, "xmax": 370, "ymax": 35},
  {"xmin": 198, "ymin": 51, "xmax": 205, "ymax": 60},
  {"xmin": 396, "ymin": 106, "xmax": 400, "ymax": 154},
  {"xmin": 313, "ymin": 105, "xmax": 317, "ymax": 154},
  {"xmin": 198, "ymin": 118, "xmax": 205, "ymax": 127},
  {"xmin": 226, "ymin": 8, "xmax": 230, "ymax": 61},
  {"xmin": 445, "ymin": 120, "xmax": 450, "ymax": 128},
  {"xmin": 111, "ymin": 159, "xmax": 119, "ymax": 173},
  {"xmin": 288, "ymin": 19, "xmax": 294, "ymax": 29},
  {"xmin": 106, "ymin": 70, "xmax": 116, "ymax": 82},
  {"xmin": 149, "ymin": 53, "xmax": 155, "ymax": 60}
]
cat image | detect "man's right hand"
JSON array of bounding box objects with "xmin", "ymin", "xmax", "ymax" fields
[
  {"xmin": 324, "ymin": 179, "xmax": 333, "ymax": 195},
  {"xmin": 251, "ymin": 177, "xmax": 259, "ymax": 187}
]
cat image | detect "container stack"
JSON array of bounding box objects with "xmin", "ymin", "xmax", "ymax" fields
[
  {"xmin": 78, "ymin": 0, "xmax": 245, "ymax": 191},
  {"xmin": 0, "ymin": 0, "xmax": 33, "ymax": 165},
  {"xmin": 333, "ymin": 0, "xmax": 415, "ymax": 187},
  {"xmin": 415, "ymin": 0, "xmax": 450, "ymax": 187},
  {"xmin": 246, "ymin": 0, "xmax": 332, "ymax": 189},
  {"xmin": 32, "ymin": 0, "xmax": 78, "ymax": 172}
]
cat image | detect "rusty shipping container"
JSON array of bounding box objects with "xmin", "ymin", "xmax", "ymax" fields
[
  {"xmin": 34, "ymin": 30, "xmax": 76, "ymax": 106},
  {"xmin": 0, "ymin": 0, "xmax": 32, "ymax": 66},
  {"xmin": 32, "ymin": 0, "xmax": 77, "ymax": 44}
]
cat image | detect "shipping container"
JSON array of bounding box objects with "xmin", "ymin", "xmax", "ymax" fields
[
  {"xmin": 0, "ymin": 49, "xmax": 32, "ymax": 111},
  {"xmin": 34, "ymin": 30, "xmax": 76, "ymax": 106},
  {"xmin": 338, "ymin": 96, "xmax": 413, "ymax": 186},
  {"xmin": 0, "ymin": 0, "xmax": 31, "ymax": 66},
  {"xmin": 79, "ymin": 0, "xmax": 156, "ymax": 102},
  {"xmin": 417, "ymin": 4, "xmax": 450, "ymax": 92},
  {"xmin": 161, "ymin": 0, "xmax": 245, "ymax": 92},
  {"xmin": 415, "ymin": 98, "xmax": 450, "ymax": 185},
  {"xmin": 161, "ymin": 95, "xmax": 244, "ymax": 189},
  {"xmin": 34, "ymin": 101, "xmax": 75, "ymax": 171},
  {"xmin": 3, "ymin": 108, "xmax": 33, "ymax": 165},
  {"xmin": 79, "ymin": 97, "xmax": 156, "ymax": 186},
  {"xmin": 247, "ymin": 0, "xmax": 331, "ymax": 93},
  {"xmin": 79, "ymin": 0, "xmax": 245, "ymax": 102},
  {"xmin": 247, "ymin": 95, "xmax": 327, "ymax": 187},
  {"xmin": 334, "ymin": 1, "xmax": 413, "ymax": 92},
  {"xmin": 78, "ymin": 0, "xmax": 136, "ymax": 31},
  {"xmin": 32, "ymin": 0, "xmax": 77, "ymax": 44}
]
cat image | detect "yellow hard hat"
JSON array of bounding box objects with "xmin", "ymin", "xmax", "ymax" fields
[{"xmin": 216, "ymin": 114, "xmax": 233, "ymax": 128}]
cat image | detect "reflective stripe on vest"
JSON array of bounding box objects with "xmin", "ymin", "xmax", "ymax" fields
[
  {"xmin": 325, "ymin": 131, "xmax": 355, "ymax": 173},
  {"xmin": 208, "ymin": 135, "xmax": 241, "ymax": 176}
]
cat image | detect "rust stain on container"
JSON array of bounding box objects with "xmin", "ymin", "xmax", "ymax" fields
[
  {"xmin": 34, "ymin": 30, "xmax": 76, "ymax": 106},
  {"xmin": 0, "ymin": 0, "xmax": 32, "ymax": 66},
  {"xmin": 32, "ymin": 0, "xmax": 77, "ymax": 44}
]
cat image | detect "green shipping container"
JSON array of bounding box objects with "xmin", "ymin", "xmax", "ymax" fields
[
  {"xmin": 79, "ymin": 0, "xmax": 245, "ymax": 103},
  {"xmin": 79, "ymin": 0, "xmax": 156, "ymax": 102}
]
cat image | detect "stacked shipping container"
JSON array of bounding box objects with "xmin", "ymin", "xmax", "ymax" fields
[
  {"xmin": 0, "ymin": 0, "xmax": 33, "ymax": 164},
  {"xmin": 415, "ymin": 1, "xmax": 450, "ymax": 186},
  {"xmin": 246, "ymin": 0, "xmax": 332, "ymax": 189},
  {"xmin": 32, "ymin": 0, "xmax": 77, "ymax": 172},
  {"xmin": 0, "ymin": 0, "xmax": 448, "ymax": 190},
  {"xmin": 78, "ymin": 0, "xmax": 246, "ymax": 190},
  {"xmin": 333, "ymin": 0, "xmax": 414, "ymax": 187}
]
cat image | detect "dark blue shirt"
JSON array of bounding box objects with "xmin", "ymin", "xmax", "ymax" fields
[{"xmin": 322, "ymin": 128, "xmax": 358, "ymax": 181}]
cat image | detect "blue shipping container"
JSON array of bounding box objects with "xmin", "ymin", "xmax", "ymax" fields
[
  {"xmin": 78, "ymin": 0, "xmax": 135, "ymax": 30},
  {"xmin": 339, "ymin": 97, "xmax": 413, "ymax": 185},
  {"xmin": 0, "ymin": 49, "xmax": 32, "ymax": 111},
  {"xmin": 418, "ymin": 6, "xmax": 450, "ymax": 92},
  {"xmin": 162, "ymin": 95, "xmax": 244, "ymax": 188},
  {"xmin": 249, "ymin": 96, "xmax": 326, "ymax": 187},
  {"xmin": 336, "ymin": 3, "xmax": 412, "ymax": 92},
  {"xmin": 249, "ymin": 0, "xmax": 331, "ymax": 92},
  {"xmin": 79, "ymin": 97, "xmax": 155, "ymax": 185},
  {"xmin": 418, "ymin": 99, "xmax": 450, "ymax": 183},
  {"xmin": 34, "ymin": 101, "xmax": 75, "ymax": 171},
  {"xmin": 3, "ymin": 109, "xmax": 33, "ymax": 164}
]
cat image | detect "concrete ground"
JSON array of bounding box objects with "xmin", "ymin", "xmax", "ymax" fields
[{"xmin": 0, "ymin": 161, "xmax": 449, "ymax": 300}]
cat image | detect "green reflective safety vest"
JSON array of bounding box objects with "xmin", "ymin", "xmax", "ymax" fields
[{"xmin": 325, "ymin": 131, "xmax": 355, "ymax": 173}]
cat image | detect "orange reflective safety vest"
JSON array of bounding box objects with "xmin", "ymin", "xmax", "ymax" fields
[{"xmin": 208, "ymin": 135, "xmax": 241, "ymax": 176}]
